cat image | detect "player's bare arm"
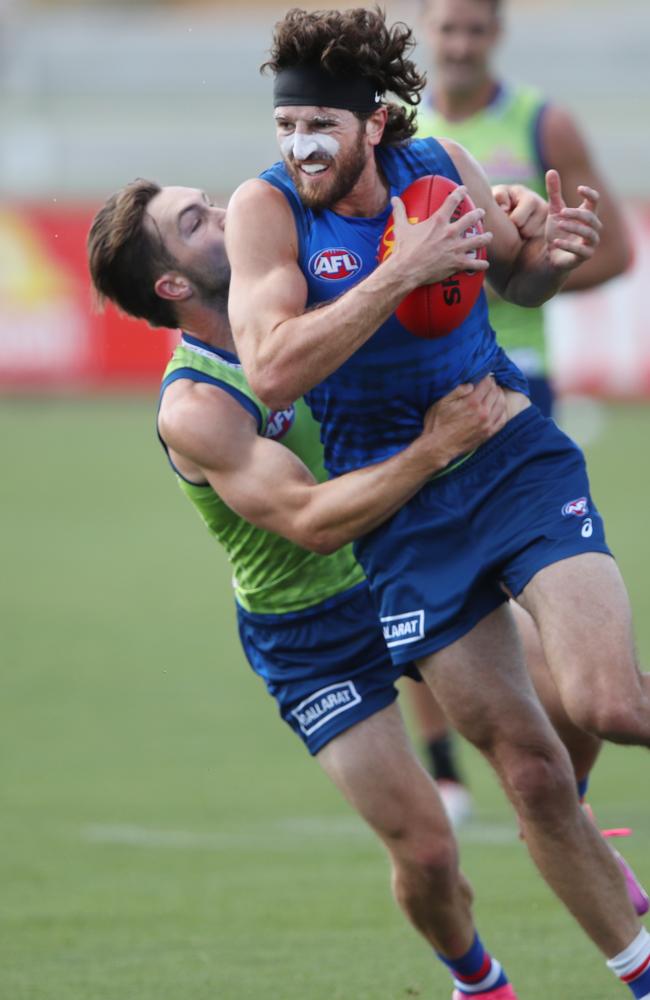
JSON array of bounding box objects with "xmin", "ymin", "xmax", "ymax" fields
[
  {"xmin": 226, "ymin": 176, "xmax": 490, "ymax": 409},
  {"xmin": 486, "ymin": 184, "xmax": 549, "ymax": 307},
  {"xmin": 158, "ymin": 376, "xmax": 506, "ymax": 555},
  {"xmin": 441, "ymin": 139, "xmax": 602, "ymax": 305},
  {"xmin": 539, "ymin": 105, "xmax": 632, "ymax": 290}
]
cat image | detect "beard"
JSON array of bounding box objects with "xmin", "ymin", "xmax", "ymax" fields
[
  {"xmin": 285, "ymin": 126, "xmax": 368, "ymax": 211},
  {"xmin": 185, "ymin": 254, "xmax": 231, "ymax": 314}
]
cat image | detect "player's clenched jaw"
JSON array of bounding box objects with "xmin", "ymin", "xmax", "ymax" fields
[{"xmin": 275, "ymin": 108, "xmax": 372, "ymax": 211}]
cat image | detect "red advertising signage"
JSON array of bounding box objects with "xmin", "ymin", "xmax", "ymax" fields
[{"xmin": 0, "ymin": 202, "xmax": 178, "ymax": 390}]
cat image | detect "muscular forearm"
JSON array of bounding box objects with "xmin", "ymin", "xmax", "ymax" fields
[
  {"xmin": 499, "ymin": 237, "xmax": 570, "ymax": 308},
  {"xmin": 246, "ymin": 255, "xmax": 413, "ymax": 410},
  {"xmin": 294, "ymin": 438, "xmax": 450, "ymax": 555}
]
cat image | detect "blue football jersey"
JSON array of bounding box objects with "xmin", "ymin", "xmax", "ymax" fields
[{"xmin": 260, "ymin": 137, "xmax": 527, "ymax": 475}]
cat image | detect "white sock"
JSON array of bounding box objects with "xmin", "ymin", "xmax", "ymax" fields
[{"xmin": 606, "ymin": 928, "xmax": 650, "ymax": 996}]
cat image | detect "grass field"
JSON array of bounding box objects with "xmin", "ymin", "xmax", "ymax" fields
[{"xmin": 2, "ymin": 396, "xmax": 649, "ymax": 1000}]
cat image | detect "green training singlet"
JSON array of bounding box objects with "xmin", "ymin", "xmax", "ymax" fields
[
  {"xmin": 417, "ymin": 84, "xmax": 549, "ymax": 376},
  {"xmin": 160, "ymin": 335, "xmax": 365, "ymax": 615}
]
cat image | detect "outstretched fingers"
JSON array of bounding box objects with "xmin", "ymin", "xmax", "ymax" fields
[
  {"xmin": 551, "ymin": 236, "xmax": 598, "ymax": 260},
  {"xmin": 458, "ymin": 212, "xmax": 492, "ymax": 270},
  {"xmin": 450, "ymin": 205, "xmax": 485, "ymax": 233},
  {"xmin": 553, "ymin": 198, "xmax": 602, "ymax": 258},
  {"xmin": 441, "ymin": 184, "xmax": 469, "ymax": 219},
  {"xmin": 546, "ymin": 173, "xmax": 602, "ymax": 265},
  {"xmin": 545, "ymin": 168, "xmax": 565, "ymax": 215},
  {"xmin": 390, "ymin": 185, "xmax": 492, "ymax": 280},
  {"xmin": 577, "ymin": 185, "xmax": 600, "ymax": 213},
  {"xmin": 555, "ymin": 208, "xmax": 602, "ymax": 244}
]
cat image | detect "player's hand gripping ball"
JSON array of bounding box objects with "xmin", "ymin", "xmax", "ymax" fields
[{"xmin": 379, "ymin": 175, "xmax": 487, "ymax": 338}]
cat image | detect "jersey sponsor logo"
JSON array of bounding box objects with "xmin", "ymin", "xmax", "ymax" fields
[
  {"xmin": 264, "ymin": 405, "xmax": 295, "ymax": 440},
  {"xmin": 291, "ymin": 681, "xmax": 362, "ymax": 736},
  {"xmin": 561, "ymin": 496, "xmax": 589, "ymax": 518},
  {"xmin": 581, "ymin": 517, "xmax": 594, "ymax": 538},
  {"xmin": 381, "ymin": 609, "xmax": 425, "ymax": 648},
  {"xmin": 308, "ymin": 247, "xmax": 362, "ymax": 280}
]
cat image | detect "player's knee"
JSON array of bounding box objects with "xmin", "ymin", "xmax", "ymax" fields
[
  {"xmin": 391, "ymin": 834, "xmax": 459, "ymax": 900},
  {"xmin": 500, "ymin": 743, "xmax": 573, "ymax": 816},
  {"xmin": 384, "ymin": 811, "xmax": 457, "ymax": 877},
  {"xmin": 569, "ymin": 696, "xmax": 643, "ymax": 744},
  {"xmin": 375, "ymin": 793, "xmax": 450, "ymax": 846}
]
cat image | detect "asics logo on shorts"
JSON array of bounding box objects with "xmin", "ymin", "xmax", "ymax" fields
[
  {"xmin": 381, "ymin": 610, "xmax": 425, "ymax": 648},
  {"xmin": 291, "ymin": 681, "xmax": 361, "ymax": 736}
]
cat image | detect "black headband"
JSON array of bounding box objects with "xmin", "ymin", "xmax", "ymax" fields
[{"xmin": 273, "ymin": 63, "xmax": 383, "ymax": 113}]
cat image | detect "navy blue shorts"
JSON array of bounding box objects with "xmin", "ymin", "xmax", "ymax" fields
[
  {"xmin": 237, "ymin": 582, "xmax": 417, "ymax": 755},
  {"xmin": 354, "ymin": 405, "xmax": 611, "ymax": 665}
]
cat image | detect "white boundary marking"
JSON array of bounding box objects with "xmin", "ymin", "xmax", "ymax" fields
[{"xmin": 81, "ymin": 818, "xmax": 517, "ymax": 850}]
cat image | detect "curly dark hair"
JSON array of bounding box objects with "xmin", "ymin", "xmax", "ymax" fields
[
  {"xmin": 261, "ymin": 7, "xmax": 426, "ymax": 145},
  {"xmin": 87, "ymin": 179, "xmax": 179, "ymax": 330}
]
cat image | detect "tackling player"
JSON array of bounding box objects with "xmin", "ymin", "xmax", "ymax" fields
[
  {"xmin": 225, "ymin": 7, "xmax": 650, "ymax": 997},
  {"xmin": 88, "ymin": 179, "xmax": 514, "ymax": 999}
]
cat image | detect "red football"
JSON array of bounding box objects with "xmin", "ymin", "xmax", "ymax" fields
[{"xmin": 378, "ymin": 175, "xmax": 486, "ymax": 339}]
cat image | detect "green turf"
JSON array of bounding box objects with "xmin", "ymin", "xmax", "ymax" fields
[{"xmin": 2, "ymin": 397, "xmax": 649, "ymax": 999}]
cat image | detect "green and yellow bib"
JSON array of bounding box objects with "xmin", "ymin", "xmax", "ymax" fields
[{"xmin": 160, "ymin": 334, "xmax": 365, "ymax": 615}]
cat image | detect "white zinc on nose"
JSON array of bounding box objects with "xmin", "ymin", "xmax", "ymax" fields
[{"xmin": 280, "ymin": 131, "xmax": 340, "ymax": 160}]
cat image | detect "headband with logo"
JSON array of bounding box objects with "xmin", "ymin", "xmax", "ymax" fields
[{"xmin": 273, "ymin": 63, "xmax": 383, "ymax": 113}]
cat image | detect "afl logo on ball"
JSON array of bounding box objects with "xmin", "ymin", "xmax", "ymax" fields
[
  {"xmin": 309, "ymin": 247, "xmax": 362, "ymax": 280},
  {"xmin": 265, "ymin": 405, "xmax": 295, "ymax": 440}
]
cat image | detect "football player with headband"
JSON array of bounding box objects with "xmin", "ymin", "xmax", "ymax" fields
[{"xmin": 226, "ymin": 7, "xmax": 650, "ymax": 998}]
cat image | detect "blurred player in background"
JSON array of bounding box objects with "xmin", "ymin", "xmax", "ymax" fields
[
  {"xmin": 409, "ymin": 0, "xmax": 633, "ymax": 826},
  {"xmin": 88, "ymin": 180, "xmax": 518, "ymax": 1000},
  {"xmin": 225, "ymin": 7, "xmax": 650, "ymax": 996}
]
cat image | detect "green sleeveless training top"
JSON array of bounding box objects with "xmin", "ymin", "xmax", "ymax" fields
[
  {"xmin": 417, "ymin": 84, "xmax": 549, "ymax": 375},
  {"xmin": 160, "ymin": 334, "xmax": 365, "ymax": 615}
]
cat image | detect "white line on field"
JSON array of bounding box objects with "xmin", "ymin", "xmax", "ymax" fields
[{"xmin": 81, "ymin": 818, "xmax": 518, "ymax": 850}]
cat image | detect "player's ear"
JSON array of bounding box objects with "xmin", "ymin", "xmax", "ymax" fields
[
  {"xmin": 365, "ymin": 107, "xmax": 388, "ymax": 147},
  {"xmin": 155, "ymin": 272, "xmax": 192, "ymax": 303}
]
